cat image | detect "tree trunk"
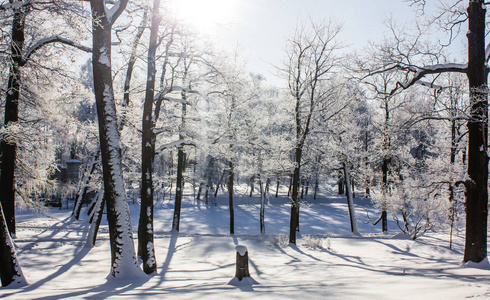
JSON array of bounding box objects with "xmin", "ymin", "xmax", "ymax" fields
[
  {"xmin": 0, "ymin": 5, "xmax": 27, "ymax": 236},
  {"xmin": 351, "ymin": 176, "xmax": 355, "ymax": 198},
  {"xmin": 138, "ymin": 0, "xmax": 160, "ymax": 275},
  {"xmin": 304, "ymin": 177, "xmax": 310, "ymax": 196},
  {"xmin": 196, "ymin": 182, "xmax": 203, "ymax": 200},
  {"xmin": 300, "ymin": 178, "xmax": 305, "ymax": 199},
  {"xmin": 464, "ymin": 0, "xmax": 488, "ymax": 263},
  {"xmin": 228, "ymin": 160, "xmax": 235, "ymax": 234},
  {"xmin": 86, "ymin": 190, "xmax": 105, "ymax": 246},
  {"xmin": 215, "ymin": 169, "xmax": 226, "ymax": 198},
  {"xmin": 337, "ymin": 171, "xmax": 344, "ymax": 195},
  {"xmin": 90, "ymin": 0, "xmax": 139, "ymax": 278},
  {"xmin": 259, "ymin": 176, "xmax": 265, "ymax": 234},
  {"xmin": 249, "ymin": 175, "xmax": 254, "ymax": 197},
  {"xmin": 313, "ymin": 179, "xmax": 319, "ymax": 200},
  {"xmin": 73, "ymin": 150, "xmax": 100, "ymax": 220},
  {"xmin": 289, "ymin": 147, "xmax": 302, "ymax": 244},
  {"xmin": 172, "ymin": 148, "xmax": 185, "ymax": 231},
  {"xmin": 343, "ymin": 162, "xmax": 360, "ymax": 235},
  {"xmin": 275, "ymin": 177, "xmax": 280, "ymax": 198},
  {"xmin": 0, "ymin": 203, "xmax": 26, "ymax": 287},
  {"xmin": 381, "ymin": 157, "xmax": 390, "ymax": 232}
]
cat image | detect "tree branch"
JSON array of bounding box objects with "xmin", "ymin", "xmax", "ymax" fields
[
  {"xmin": 107, "ymin": 0, "xmax": 129, "ymax": 25},
  {"xmin": 22, "ymin": 36, "xmax": 92, "ymax": 65},
  {"xmin": 390, "ymin": 63, "xmax": 467, "ymax": 95}
]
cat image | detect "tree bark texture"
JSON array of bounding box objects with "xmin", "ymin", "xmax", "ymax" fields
[
  {"xmin": 289, "ymin": 147, "xmax": 302, "ymax": 244},
  {"xmin": 138, "ymin": 0, "xmax": 160, "ymax": 274},
  {"xmin": 381, "ymin": 157, "xmax": 390, "ymax": 232},
  {"xmin": 172, "ymin": 148, "xmax": 185, "ymax": 231},
  {"xmin": 343, "ymin": 162, "xmax": 360, "ymax": 235},
  {"xmin": 0, "ymin": 4, "xmax": 27, "ymax": 236},
  {"xmin": 235, "ymin": 246, "xmax": 250, "ymax": 281},
  {"xmin": 464, "ymin": 0, "xmax": 488, "ymax": 263},
  {"xmin": 228, "ymin": 160, "xmax": 235, "ymax": 234},
  {"xmin": 90, "ymin": 0, "xmax": 139, "ymax": 278},
  {"xmin": 259, "ymin": 176, "xmax": 265, "ymax": 234}
]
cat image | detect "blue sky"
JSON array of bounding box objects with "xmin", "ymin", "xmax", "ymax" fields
[{"xmin": 168, "ymin": 0, "xmax": 467, "ymax": 85}]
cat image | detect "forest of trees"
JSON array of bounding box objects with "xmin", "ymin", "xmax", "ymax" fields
[{"xmin": 0, "ymin": 0, "xmax": 488, "ymax": 287}]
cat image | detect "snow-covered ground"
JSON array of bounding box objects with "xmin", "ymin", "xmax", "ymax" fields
[{"xmin": 1, "ymin": 184, "xmax": 489, "ymax": 299}]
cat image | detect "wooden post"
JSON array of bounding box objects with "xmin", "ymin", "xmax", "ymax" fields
[{"xmin": 235, "ymin": 245, "xmax": 250, "ymax": 281}]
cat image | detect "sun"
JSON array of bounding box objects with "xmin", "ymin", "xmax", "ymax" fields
[{"xmin": 166, "ymin": 0, "xmax": 241, "ymax": 35}]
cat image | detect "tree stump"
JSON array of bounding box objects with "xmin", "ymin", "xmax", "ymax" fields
[{"xmin": 235, "ymin": 245, "xmax": 250, "ymax": 281}]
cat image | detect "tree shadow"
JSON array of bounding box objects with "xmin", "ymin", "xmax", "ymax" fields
[{"xmin": 1, "ymin": 245, "xmax": 92, "ymax": 298}]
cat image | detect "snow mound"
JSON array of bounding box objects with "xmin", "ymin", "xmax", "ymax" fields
[
  {"xmin": 227, "ymin": 276, "xmax": 259, "ymax": 286},
  {"xmin": 461, "ymin": 257, "xmax": 490, "ymax": 270},
  {"xmin": 235, "ymin": 245, "xmax": 248, "ymax": 255}
]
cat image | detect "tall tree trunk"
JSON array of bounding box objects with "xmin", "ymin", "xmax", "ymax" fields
[
  {"xmin": 228, "ymin": 160, "xmax": 235, "ymax": 234},
  {"xmin": 289, "ymin": 147, "xmax": 302, "ymax": 244},
  {"xmin": 173, "ymin": 67, "xmax": 189, "ymax": 230},
  {"xmin": 259, "ymin": 176, "xmax": 265, "ymax": 234},
  {"xmin": 275, "ymin": 177, "xmax": 280, "ymax": 198},
  {"xmin": 0, "ymin": 4, "xmax": 27, "ymax": 236},
  {"xmin": 449, "ymin": 103, "xmax": 458, "ymax": 249},
  {"xmin": 172, "ymin": 148, "xmax": 185, "ymax": 231},
  {"xmin": 249, "ymin": 175, "xmax": 254, "ymax": 197},
  {"xmin": 464, "ymin": 0, "xmax": 488, "ymax": 263},
  {"xmin": 90, "ymin": 0, "xmax": 139, "ymax": 278},
  {"xmin": 343, "ymin": 162, "xmax": 360, "ymax": 235},
  {"xmin": 313, "ymin": 179, "xmax": 319, "ymax": 200},
  {"xmin": 0, "ymin": 203, "xmax": 26, "ymax": 287},
  {"xmin": 381, "ymin": 155, "xmax": 389, "ymax": 233},
  {"xmin": 337, "ymin": 171, "xmax": 344, "ymax": 195},
  {"xmin": 138, "ymin": 0, "xmax": 160, "ymax": 274}
]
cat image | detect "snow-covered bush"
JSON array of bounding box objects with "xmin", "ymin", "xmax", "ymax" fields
[
  {"xmin": 268, "ymin": 233, "xmax": 289, "ymax": 247},
  {"xmin": 301, "ymin": 235, "xmax": 325, "ymax": 249}
]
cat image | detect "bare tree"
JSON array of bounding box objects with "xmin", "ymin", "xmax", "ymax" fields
[
  {"xmin": 138, "ymin": 0, "xmax": 161, "ymax": 275},
  {"xmin": 0, "ymin": 0, "xmax": 90, "ymax": 236},
  {"xmin": 372, "ymin": 0, "xmax": 487, "ymax": 263},
  {"xmin": 283, "ymin": 20, "xmax": 341, "ymax": 244}
]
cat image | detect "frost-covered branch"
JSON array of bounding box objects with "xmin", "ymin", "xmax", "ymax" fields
[
  {"xmin": 155, "ymin": 140, "xmax": 198, "ymax": 154},
  {"xmin": 23, "ymin": 36, "xmax": 92, "ymax": 65},
  {"xmin": 389, "ymin": 63, "xmax": 467, "ymax": 95}
]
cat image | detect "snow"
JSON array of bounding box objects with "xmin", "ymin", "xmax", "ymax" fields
[
  {"xmin": 98, "ymin": 54, "xmax": 111, "ymax": 67},
  {"xmin": 1, "ymin": 183, "xmax": 489, "ymax": 298},
  {"xmin": 461, "ymin": 257, "xmax": 490, "ymax": 270},
  {"xmin": 235, "ymin": 245, "xmax": 248, "ymax": 256},
  {"xmin": 228, "ymin": 275, "xmax": 259, "ymax": 287}
]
